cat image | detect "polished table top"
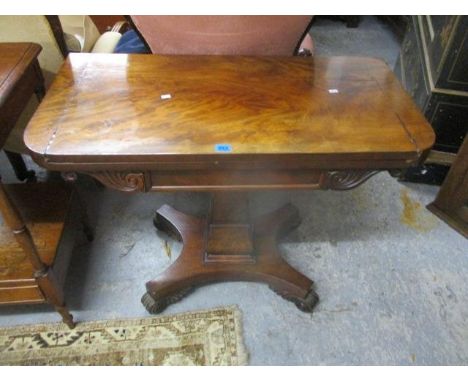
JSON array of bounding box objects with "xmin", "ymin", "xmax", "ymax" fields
[{"xmin": 25, "ymin": 54, "xmax": 435, "ymax": 172}]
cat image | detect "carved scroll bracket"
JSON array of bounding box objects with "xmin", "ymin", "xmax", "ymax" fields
[
  {"xmin": 324, "ymin": 170, "xmax": 380, "ymax": 190},
  {"xmin": 86, "ymin": 171, "xmax": 146, "ymax": 192}
]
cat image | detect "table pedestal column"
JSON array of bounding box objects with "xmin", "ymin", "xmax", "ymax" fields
[{"xmin": 142, "ymin": 192, "xmax": 318, "ymax": 313}]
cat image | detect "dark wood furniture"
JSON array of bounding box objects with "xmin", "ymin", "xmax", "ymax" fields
[
  {"xmin": 394, "ymin": 16, "xmax": 468, "ymax": 185},
  {"xmin": 24, "ymin": 54, "xmax": 435, "ymax": 313},
  {"xmin": 0, "ymin": 179, "xmax": 93, "ymax": 328},
  {"xmin": 427, "ymin": 135, "xmax": 468, "ymax": 238},
  {"xmin": 0, "ymin": 43, "xmax": 46, "ymax": 182}
]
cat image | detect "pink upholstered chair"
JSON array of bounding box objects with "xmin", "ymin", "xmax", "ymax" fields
[{"xmin": 129, "ymin": 16, "xmax": 314, "ymax": 56}]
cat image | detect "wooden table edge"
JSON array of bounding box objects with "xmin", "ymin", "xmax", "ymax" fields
[{"xmin": 0, "ymin": 42, "xmax": 42, "ymax": 106}]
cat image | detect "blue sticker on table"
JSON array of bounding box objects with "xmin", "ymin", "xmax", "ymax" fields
[{"xmin": 215, "ymin": 144, "xmax": 232, "ymax": 153}]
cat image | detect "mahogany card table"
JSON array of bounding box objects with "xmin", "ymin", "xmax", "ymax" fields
[{"xmin": 24, "ymin": 54, "xmax": 435, "ymax": 313}]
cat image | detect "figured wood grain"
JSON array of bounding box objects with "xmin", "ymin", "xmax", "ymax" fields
[
  {"xmin": 24, "ymin": 54, "xmax": 435, "ymax": 171},
  {"xmin": 23, "ymin": 53, "xmax": 436, "ymax": 314}
]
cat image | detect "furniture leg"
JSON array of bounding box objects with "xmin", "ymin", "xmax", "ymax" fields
[
  {"xmin": 4, "ymin": 151, "xmax": 36, "ymax": 182},
  {"xmin": 63, "ymin": 172, "xmax": 95, "ymax": 242},
  {"xmin": 76, "ymin": 191, "xmax": 94, "ymax": 242},
  {"xmin": 142, "ymin": 193, "xmax": 318, "ymax": 314},
  {"xmin": 80, "ymin": 212, "xmax": 95, "ymax": 242},
  {"xmin": 32, "ymin": 59, "xmax": 46, "ymax": 102},
  {"xmin": 35, "ymin": 268, "xmax": 75, "ymax": 329}
]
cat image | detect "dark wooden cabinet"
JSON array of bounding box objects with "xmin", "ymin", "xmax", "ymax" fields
[{"xmin": 394, "ymin": 16, "xmax": 468, "ymax": 184}]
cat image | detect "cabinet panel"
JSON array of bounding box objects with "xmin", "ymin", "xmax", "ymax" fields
[
  {"xmin": 397, "ymin": 18, "xmax": 430, "ymax": 109},
  {"xmin": 420, "ymin": 15, "xmax": 458, "ymax": 84},
  {"xmin": 395, "ymin": 16, "xmax": 468, "ymax": 184},
  {"xmin": 426, "ymin": 94, "xmax": 468, "ymax": 153},
  {"xmin": 441, "ymin": 21, "xmax": 468, "ymax": 90},
  {"xmin": 0, "ymin": 284, "xmax": 44, "ymax": 304}
]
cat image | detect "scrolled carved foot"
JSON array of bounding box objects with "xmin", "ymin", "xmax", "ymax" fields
[
  {"xmin": 294, "ymin": 290, "xmax": 319, "ymax": 312},
  {"xmin": 141, "ymin": 287, "xmax": 194, "ymax": 314},
  {"xmin": 270, "ymin": 286, "xmax": 319, "ymax": 313},
  {"xmin": 141, "ymin": 292, "xmax": 167, "ymax": 314}
]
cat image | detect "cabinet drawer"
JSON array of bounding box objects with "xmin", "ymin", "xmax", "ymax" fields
[{"xmin": 0, "ymin": 284, "xmax": 45, "ymax": 304}]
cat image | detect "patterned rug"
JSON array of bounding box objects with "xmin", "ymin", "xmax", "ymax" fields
[{"xmin": 0, "ymin": 306, "xmax": 248, "ymax": 365}]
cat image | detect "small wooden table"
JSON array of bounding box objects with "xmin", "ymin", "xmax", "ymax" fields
[
  {"xmin": 24, "ymin": 54, "xmax": 435, "ymax": 313},
  {"xmin": 0, "ymin": 42, "xmax": 45, "ymax": 181}
]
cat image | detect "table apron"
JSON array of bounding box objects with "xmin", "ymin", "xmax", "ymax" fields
[{"xmin": 74, "ymin": 169, "xmax": 382, "ymax": 192}]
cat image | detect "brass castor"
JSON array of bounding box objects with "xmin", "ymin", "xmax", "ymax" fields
[
  {"xmin": 141, "ymin": 292, "xmax": 167, "ymax": 314},
  {"xmin": 294, "ymin": 290, "xmax": 319, "ymax": 313},
  {"xmin": 141, "ymin": 287, "xmax": 193, "ymax": 314},
  {"xmin": 269, "ymin": 286, "xmax": 319, "ymax": 313}
]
